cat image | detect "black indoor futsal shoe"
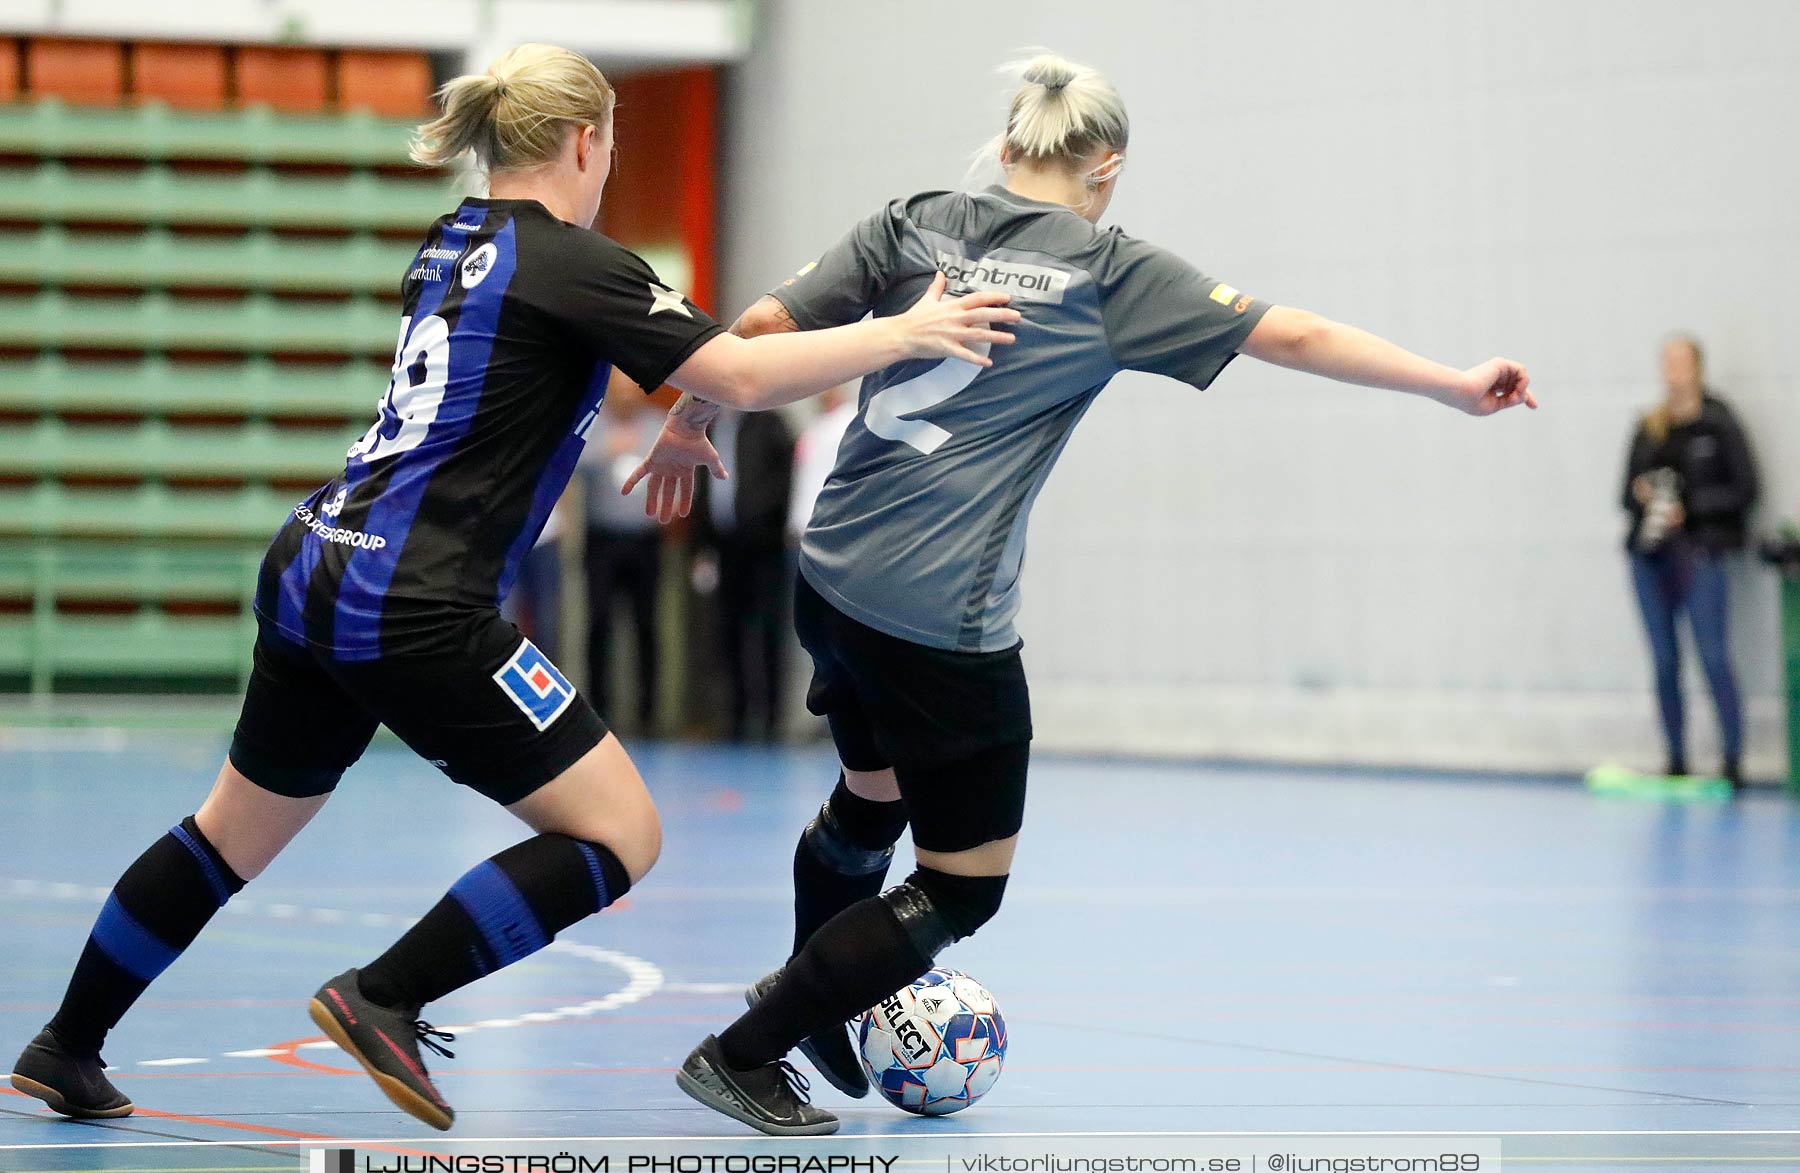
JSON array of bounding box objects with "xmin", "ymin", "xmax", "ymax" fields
[
  {"xmin": 309, "ymin": 968, "xmax": 456, "ymax": 1131},
  {"xmin": 676, "ymin": 1034, "xmax": 839, "ymax": 1136},
  {"xmin": 10, "ymin": 1026, "xmax": 134, "ymax": 1119},
  {"xmin": 746, "ymin": 969, "xmax": 869, "ymax": 1098}
]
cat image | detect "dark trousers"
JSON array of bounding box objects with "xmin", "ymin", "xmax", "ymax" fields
[
  {"xmin": 585, "ymin": 530, "xmax": 662, "ymax": 729},
  {"xmin": 1629, "ymin": 543, "xmax": 1743, "ymax": 772},
  {"xmin": 501, "ymin": 540, "xmax": 562, "ymax": 663},
  {"xmin": 717, "ymin": 536, "xmax": 790, "ymax": 741}
]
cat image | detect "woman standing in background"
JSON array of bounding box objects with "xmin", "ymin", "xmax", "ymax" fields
[{"xmin": 1622, "ymin": 335, "xmax": 1760, "ymax": 789}]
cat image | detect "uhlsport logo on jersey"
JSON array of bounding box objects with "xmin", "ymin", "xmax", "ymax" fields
[
  {"xmin": 308, "ymin": 1149, "xmax": 354, "ymax": 1173},
  {"xmin": 935, "ymin": 249, "xmax": 1070, "ymax": 304},
  {"xmin": 462, "ymin": 242, "xmax": 499, "ymax": 289},
  {"xmin": 493, "ymin": 638, "xmax": 576, "ymax": 731}
]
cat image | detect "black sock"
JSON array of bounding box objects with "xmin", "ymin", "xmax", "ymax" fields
[
  {"xmin": 791, "ymin": 778, "xmax": 907, "ymax": 957},
  {"xmin": 358, "ymin": 834, "xmax": 630, "ymax": 1009},
  {"xmin": 47, "ymin": 816, "xmax": 245, "ymax": 1054},
  {"xmin": 722, "ymin": 894, "xmax": 930, "ymax": 1070}
]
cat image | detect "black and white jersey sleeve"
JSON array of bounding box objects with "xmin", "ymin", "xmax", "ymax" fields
[
  {"xmin": 536, "ymin": 231, "xmax": 726, "ymax": 391},
  {"xmin": 1099, "ymin": 237, "xmax": 1270, "ymax": 391}
]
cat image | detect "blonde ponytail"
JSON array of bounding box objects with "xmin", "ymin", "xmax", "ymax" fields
[
  {"xmin": 1002, "ymin": 51, "xmax": 1129, "ymax": 165},
  {"xmin": 411, "ymin": 44, "xmax": 615, "ymax": 172}
]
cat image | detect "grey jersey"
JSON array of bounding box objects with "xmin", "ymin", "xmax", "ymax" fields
[{"xmin": 775, "ymin": 186, "xmax": 1269, "ymax": 652}]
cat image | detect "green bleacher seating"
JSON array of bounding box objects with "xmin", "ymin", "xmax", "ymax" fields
[
  {"xmin": 0, "ymin": 419, "xmax": 355, "ymax": 481},
  {"xmin": 0, "ymin": 484, "xmax": 291, "ymax": 541},
  {"xmin": 0, "ymin": 356, "xmax": 386, "ymax": 418},
  {"xmin": 1, "ymin": 100, "xmax": 438, "ymax": 694},
  {"xmin": 1, "ymin": 227, "xmax": 406, "ymax": 294},
  {"xmin": 37, "ymin": 613, "xmax": 249, "ymax": 677},
  {"xmin": 0, "ymin": 542, "xmax": 262, "ymax": 687},
  {"xmin": 0, "ymin": 162, "xmax": 450, "ymax": 231},
  {"xmin": 0, "ymin": 290, "xmax": 396, "ymax": 355},
  {"xmin": 0, "ymin": 101, "xmax": 426, "ymax": 166}
]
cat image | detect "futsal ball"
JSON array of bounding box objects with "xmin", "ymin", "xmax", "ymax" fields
[{"xmin": 856, "ymin": 967, "xmax": 1006, "ymax": 1115}]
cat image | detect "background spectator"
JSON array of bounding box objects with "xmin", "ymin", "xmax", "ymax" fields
[
  {"xmin": 500, "ymin": 491, "xmax": 573, "ymax": 663},
  {"xmin": 1621, "ymin": 335, "xmax": 1761, "ymax": 787},
  {"xmin": 787, "ymin": 384, "xmax": 858, "ymax": 542},
  {"xmin": 697, "ymin": 408, "xmax": 796, "ymax": 741},
  {"xmin": 583, "ymin": 395, "xmax": 669, "ymax": 734}
]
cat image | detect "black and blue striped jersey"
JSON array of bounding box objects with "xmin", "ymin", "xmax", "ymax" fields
[{"xmin": 255, "ymin": 197, "xmax": 722, "ymax": 659}]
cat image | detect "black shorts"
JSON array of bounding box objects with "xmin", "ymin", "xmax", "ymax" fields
[
  {"xmin": 228, "ymin": 611, "xmax": 608, "ymax": 806},
  {"xmin": 795, "ymin": 572, "xmax": 1030, "ymax": 853}
]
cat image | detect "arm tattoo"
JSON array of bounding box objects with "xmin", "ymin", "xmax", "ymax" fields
[{"xmin": 729, "ymin": 296, "xmax": 800, "ymax": 339}]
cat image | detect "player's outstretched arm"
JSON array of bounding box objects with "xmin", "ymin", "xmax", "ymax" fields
[
  {"xmin": 667, "ymin": 273, "xmax": 1017, "ymax": 413},
  {"xmin": 627, "ymin": 277, "xmax": 1019, "ymax": 521},
  {"xmin": 1239, "ymin": 305, "xmax": 1536, "ymax": 417}
]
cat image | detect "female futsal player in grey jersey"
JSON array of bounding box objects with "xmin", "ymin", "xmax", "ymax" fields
[{"xmin": 627, "ymin": 52, "xmax": 1536, "ymax": 1135}]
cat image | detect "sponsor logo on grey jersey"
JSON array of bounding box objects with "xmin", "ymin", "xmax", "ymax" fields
[{"xmin": 935, "ymin": 249, "xmax": 1070, "ymax": 304}]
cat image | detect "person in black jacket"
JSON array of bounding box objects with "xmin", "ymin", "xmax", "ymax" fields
[
  {"xmin": 1621, "ymin": 335, "xmax": 1760, "ymax": 787},
  {"xmin": 696, "ymin": 408, "xmax": 797, "ymax": 741}
]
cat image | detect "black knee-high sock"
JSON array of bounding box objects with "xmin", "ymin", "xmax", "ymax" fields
[
  {"xmin": 722, "ymin": 894, "xmax": 930, "ymax": 1070},
  {"xmin": 47, "ymin": 816, "xmax": 246, "ymax": 1054},
  {"xmin": 791, "ymin": 777, "xmax": 907, "ymax": 957},
  {"xmin": 357, "ymin": 834, "xmax": 631, "ymax": 1010}
]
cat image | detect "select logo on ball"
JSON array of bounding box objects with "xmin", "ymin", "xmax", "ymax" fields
[{"xmin": 857, "ymin": 968, "xmax": 1006, "ymax": 1115}]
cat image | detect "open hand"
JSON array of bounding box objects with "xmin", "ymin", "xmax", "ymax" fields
[
  {"xmin": 621, "ymin": 418, "xmax": 727, "ymax": 523},
  {"xmin": 895, "ymin": 272, "xmax": 1021, "ymax": 366}
]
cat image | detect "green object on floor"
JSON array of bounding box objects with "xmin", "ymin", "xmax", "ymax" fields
[{"xmin": 1585, "ymin": 763, "xmax": 1732, "ymax": 801}]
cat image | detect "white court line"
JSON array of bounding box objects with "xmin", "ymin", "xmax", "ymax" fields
[
  {"xmin": 6, "ymin": 1129, "xmax": 1800, "ymax": 1150},
  {"xmin": 663, "ymin": 982, "xmax": 751, "ymax": 995},
  {"xmin": 1, "ymin": 877, "xmax": 664, "ymax": 1063}
]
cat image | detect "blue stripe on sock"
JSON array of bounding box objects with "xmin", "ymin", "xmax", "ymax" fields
[
  {"xmin": 575, "ymin": 842, "xmax": 613, "ymax": 910},
  {"xmin": 447, "ymin": 861, "xmax": 549, "ymax": 968},
  {"xmin": 170, "ymin": 823, "xmax": 232, "ymax": 907},
  {"xmin": 91, "ymin": 894, "xmax": 179, "ymax": 983}
]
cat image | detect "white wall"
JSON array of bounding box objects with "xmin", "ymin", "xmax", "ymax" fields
[{"xmin": 723, "ymin": 0, "xmax": 1799, "ymax": 777}]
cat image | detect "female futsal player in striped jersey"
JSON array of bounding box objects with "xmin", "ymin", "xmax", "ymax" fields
[
  {"xmin": 9, "ymin": 44, "xmax": 1017, "ymax": 1131},
  {"xmin": 628, "ymin": 52, "xmax": 1536, "ymax": 1135}
]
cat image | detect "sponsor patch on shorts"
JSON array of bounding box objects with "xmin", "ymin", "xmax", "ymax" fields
[{"xmin": 492, "ymin": 638, "xmax": 576, "ymax": 731}]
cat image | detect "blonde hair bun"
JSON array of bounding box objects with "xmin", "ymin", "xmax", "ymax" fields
[
  {"xmin": 1002, "ymin": 51, "xmax": 1129, "ymax": 163},
  {"xmin": 411, "ymin": 43, "xmax": 615, "ymax": 173}
]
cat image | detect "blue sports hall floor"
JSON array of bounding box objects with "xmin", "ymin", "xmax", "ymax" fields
[{"xmin": 2, "ymin": 734, "xmax": 1797, "ymax": 1171}]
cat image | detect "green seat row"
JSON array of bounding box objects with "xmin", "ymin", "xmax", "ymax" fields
[
  {"xmin": 0, "ymin": 540, "xmax": 258, "ymax": 686},
  {"xmin": 0, "ymin": 612, "xmax": 249, "ymax": 680},
  {"xmin": 0, "ymin": 226, "xmax": 415, "ymax": 294},
  {"xmin": 0, "ymin": 101, "xmax": 426, "ymax": 166},
  {"xmin": 0, "ymin": 291, "xmax": 397, "ymax": 355},
  {"xmin": 0, "ymin": 542, "xmax": 259, "ymax": 603},
  {"xmin": 0, "ymin": 483, "xmax": 294, "ymax": 540},
  {"xmin": 0, "ymin": 162, "xmax": 455, "ymax": 230},
  {"xmin": 0, "ymin": 419, "xmax": 354, "ymax": 480},
  {"xmin": 0, "ymin": 356, "xmax": 387, "ymax": 419}
]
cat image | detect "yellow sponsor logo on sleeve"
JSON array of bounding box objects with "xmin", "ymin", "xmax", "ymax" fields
[{"xmin": 1209, "ymin": 283, "xmax": 1239, "ymax": 305}]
